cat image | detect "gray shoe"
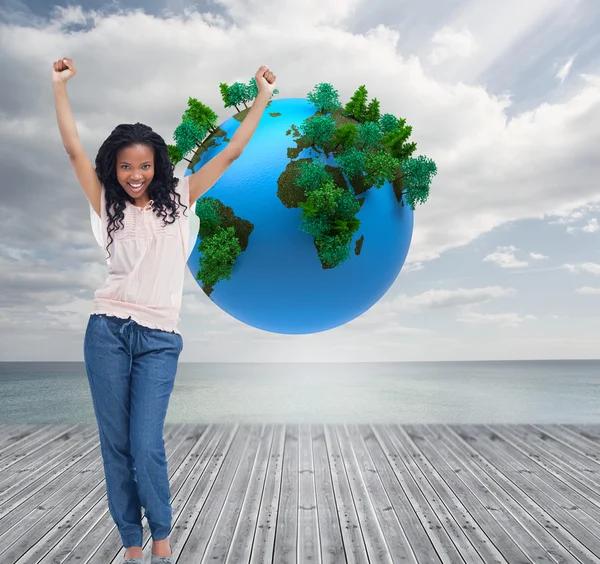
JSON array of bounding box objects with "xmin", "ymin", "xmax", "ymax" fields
[
  {"xmin": 122, "ymin": 559, "xmax": 144, "ymax": 564},
  {"xmin": 151, "ymin": 556, "xmax": 173, "ymax": 564}
]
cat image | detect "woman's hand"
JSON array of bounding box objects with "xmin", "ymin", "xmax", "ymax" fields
[
  {"xmin": 52, "ymin": 57, "xmax": 77, "ymax": 85},
  {"xmin": 256, "ymin": 65, "xmax": 277, "ymax": 97}
]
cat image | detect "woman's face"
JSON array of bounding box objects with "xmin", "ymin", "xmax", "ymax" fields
[{"xmin": 116, "ymin": 144, "xmax": 155, "ymax": 201}]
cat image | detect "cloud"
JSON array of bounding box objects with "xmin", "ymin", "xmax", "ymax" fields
[
  {"xmin": 550, "ymin": 211, "xmax": 586, "ymax": 225},
  {"xmin": 457, "ymin": 311, "xmax": 537, "ymax": 327},
  {"xmin": 393, "ymin": 286, "xmax": 515, "ymax": 310},
  {"xmin": 401, "ymin": 261, "xmax": 425, "ymax": 274},
  {"xmin": 567, "ymin": 218, "xmax": 599, "ymax": 234},
  {"xmin": 212, "ymin": 0, "xmax": 362, "ymax": 26},
  {"xmin": 548, "ymin": 202, "xmax": 600, "ymax": 226},
  {"xmin": 372, "ymin": 325, "xmax": 433, "ymax": 336},
  {"xmin": 441, "ymin": 0, "xmax": 571, "ymax": 81},
  {"xmin": 410, "ymin": 72, "xmax": 600, "ymax": 263},
  {"xmin": 530, "ymin": 252, "xmax": 548, "ymax": 260},
  {"xmin": 429, "ymin": 26, "xmax": 478, "ymax": 65},
  {"xmin": 582, "ymin": 218, "xmax": 600, "ymax": 232},
  {"xmin": 563, "ymin": 262, "xmax": 600, "ymax": 275},
  {"xmin": 483, "ymin": 246, "xmax": 528, "ymax": 268},
  {"xmin": 556, "ymin": 54, "xmax": 576, "ymax": 83},
  {"xmin": 576, "ymin": 286, "xmax": 600, "ymax": 295}
]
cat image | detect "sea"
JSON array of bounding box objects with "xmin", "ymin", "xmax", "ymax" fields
[{"xmin": 1, "ymin": 360, "xmax": 599, "ymax": 425}]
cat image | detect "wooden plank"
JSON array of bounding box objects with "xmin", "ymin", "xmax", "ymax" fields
[
  {"xmin": 249, "ymin": 425, "xmax": 286, "ymax": 564},
  {"xmin": 555, "ymin": 424, "xmax": 600, "ymax": 449},
  {"xmin": 567, "ymin": 425, "xmax": 600, "ymax": 442},
  {"xmin": 310, "ymin": 424, "xmax": 345, "ymax": 564},
  {"xmin": 227, "ymin": 424, "xmax": 277, "ymax": 564},
  {"xmin": 445, "ymin": 424, "xmax": 600, "ymax": 563},
  {"xmin": 0, "ymin": 424, "xmax": 81, "ymax": 473},
  {"xmin": 0, "ymin": 425, "xmax": 100, "ymax": 527},
  {"xmin": 160, "ymin": 424, "xmax": 237, "ymax": 564},
  {"xmin": 0, "ymin": 425, "xmax": 45, "ymax": 450},
  {"xmin": 487, "ymin": 426, "xmax": 600, "ymax": 534},
  {"xmin": 298, "ymin": 424, "xmax": 321, "ymax": 563},
  {"xmin": 380, "ymin": 424, "xmax": 493, "ymax": 564},
  {"xmin": 202, "ymin": 424, "xmax": 267, "ymax": 562},
  {"xmin": 334, "ymin": 424, "xmax": 393, "ymax": 563},
  {"xmin": 358, "ymin": 424, "xmax": 442, "ymax": 564},
  {"xmin": 323, "ymin": 424, "xmax": 369, "ymax": 564},
  {"xmin": 494, "ymin": 425, "xmax": 600, "ymax": 508},
  {"xmin": 1, "ymin": 434, "xmax": 105, "ymax": 562},
  {"xmin": 175, "ymin": 424, "xmax": 253, "ymax": 562},
  {"xmin": 343, "ymin": 424, "xmax": 415, "ymax": 563},
  {"xmin": 0, "ymin": 425, "xmax": 99, "ymax": 507},
  {"xmin": 273, "ymin": 424, "xmax": 299, "ymax": 564},
  {"xmin": 401, "ymin": 423, "xmax": 532, "ymax": 563},
  {"xmin": 529, "ymin": 424, "xmax": 600, "ymax": 473}
]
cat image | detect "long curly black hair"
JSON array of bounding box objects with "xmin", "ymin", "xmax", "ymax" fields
[{"xmin": 94, "ymin": 122, "xmax": 188, "ymax": 260}]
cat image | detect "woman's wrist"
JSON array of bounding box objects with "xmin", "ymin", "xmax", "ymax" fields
[{"xmin": 255, "ymin": 91, "xmax": 271, "ymax": 104}]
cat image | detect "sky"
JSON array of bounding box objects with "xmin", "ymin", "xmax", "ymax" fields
[{"xmin": 0, "ymin": 0, "xmax": 599, "ymax": 362}]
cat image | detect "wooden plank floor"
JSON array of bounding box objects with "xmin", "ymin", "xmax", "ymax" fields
[{"xmin": 2, "ymin": 423, "xmax": 600, "ymax": 563}]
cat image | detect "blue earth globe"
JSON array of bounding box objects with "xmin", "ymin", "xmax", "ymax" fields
[{"xmin": 186, "ymin": 98, "xmax": 414, "ymax": 334}]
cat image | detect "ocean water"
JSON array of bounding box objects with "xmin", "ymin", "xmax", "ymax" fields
[{"xmin": 1, "ymin": 360, "xmax": 599, "ymax": 425}]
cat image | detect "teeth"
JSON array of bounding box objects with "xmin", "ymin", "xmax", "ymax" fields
[{"xmin": 129, "ymin": 182, "xmax": 143, "ymax": 188}]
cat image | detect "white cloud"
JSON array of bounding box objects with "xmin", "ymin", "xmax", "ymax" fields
[
  {"xmin": 549, "ymin": 202, "xmax": 600, "ymax": 226},
  {"xmin": 393, "ymin": 286, "xmax": 515, "ymax": 311},
  {"xmin": 567, "ymin": 217, "xmax": 600, "ymax": 234},
  {"xmin": 582, "ymin": 218, "xmax": 600, "ymax": 232},
  {"xmin": 563, "ymin": 262, "xmax": 600, "ymax": 276},
  {"xmin": 373, "ymin": 326, "xmax": 433, "ymax": 336},
  {"xmin": 429, "ymin": 26, "xmax": 478, "ymax": 65},
  {"xmin": 457, "ymin": 311, "xmax": 537, "ymax": 327},
  {"xmin": 530, "ymin": 252, "xmax": 548, "ymax": 260},
  {"xmin": 576, "ymin": 286, "xmax": 600, "ymax": 295},
  {"xmin": 427, "ymin": 0, "xmax": 574, "ymax": 84},
  {"xmin": 483, "ymin": 246, "xmax": 528, "ymax": 268},
  {"xmin": 550, "ymin": 210, "xmax": 585, "ymax": 225},
  {"xmin": 410, "ymin": 72, "xmax": 600, "ymax": 263},
  {"xmin": 556, "ymin": 54, "xmax": 576, "ymax": 83},
  {"xmin": 212, "ymin": 0, "xmax": 361, "ymax": 26},
  {"xmin": 401, "ymin": 261, "xmax": 425, "ymax": 274}
]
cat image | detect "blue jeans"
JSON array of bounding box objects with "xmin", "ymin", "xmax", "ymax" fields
[{"xmin": 83, "ymin": 313, "xmax": 183, "ymax": 548}]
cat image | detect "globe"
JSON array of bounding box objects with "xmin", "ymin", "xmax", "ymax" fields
[{"xmin": 186, "ymin": 97, "xmax": 414, "ymax": 334}]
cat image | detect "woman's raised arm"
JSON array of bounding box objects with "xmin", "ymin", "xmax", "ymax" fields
[
  {"xmin": 53, "ymin": 58, "xmax": 102, "ymax": 215},
  {"xmin": 52, "ymin": 58, "xmax": 83, "ymax": 157}
]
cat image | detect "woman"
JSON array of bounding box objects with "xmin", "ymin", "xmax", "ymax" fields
[{"xmin": 52, "ymin": 56, "xmax": 276, "ymax": 564}]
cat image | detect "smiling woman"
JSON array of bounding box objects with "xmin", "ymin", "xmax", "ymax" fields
[{"xmin": 51, "ymin": 54, "xmax": 278, "ymax": 564}]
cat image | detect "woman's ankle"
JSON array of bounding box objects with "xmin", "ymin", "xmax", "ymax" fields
[
  {"xmin": 152, "ymin": 537, "xmax": 171, "ymax": 556},
  {"xmin": 125, "ymin": 546, "xmax": 143, "ymax": 559}
]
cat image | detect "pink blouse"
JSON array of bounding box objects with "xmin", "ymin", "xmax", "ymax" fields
[{"xmin": 90, "ymin": 175, "xmax": 190, "ymax": 335}]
